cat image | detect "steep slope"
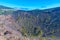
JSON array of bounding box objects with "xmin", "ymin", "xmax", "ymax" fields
[{"xmin": 12, "ymin": 7, "xmax": 60, "ymax": 38}]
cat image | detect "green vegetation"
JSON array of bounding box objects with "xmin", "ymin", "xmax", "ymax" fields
[
  {"xmin": 0, "ymin": 10, "xmax": 3, "ymax": 14},
  {"xmin": 40, "ymin": 37, "xmax": 48, "ymax": 40},
  {"xmin": 50, "ymin": 35, "xmax": 56, "ymax": 38},
  {"xmin": 18, "ymin": 25, "xmax": 43, "ymax": 37},
  {"xmin": 20, "ymin": 26, "xmax": 28, "ymax": 36}
]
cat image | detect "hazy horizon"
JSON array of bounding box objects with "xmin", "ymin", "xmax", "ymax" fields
[{"xmin": 0, "ymin": 0, "xmax": 60, "ymax": 10}]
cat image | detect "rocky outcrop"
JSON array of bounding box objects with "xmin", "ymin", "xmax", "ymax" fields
[{"xmin": 0, "ymin": 14, "xmax": 29, "ymax": 40}]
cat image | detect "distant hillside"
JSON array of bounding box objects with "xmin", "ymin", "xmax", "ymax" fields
[
  {"xmin": 0, "ymin": 5, "xmax": 15, "ymax": 15},
  {"xmin": 0, "ymin": 5, "xmax": 13, "ymax": 9}
]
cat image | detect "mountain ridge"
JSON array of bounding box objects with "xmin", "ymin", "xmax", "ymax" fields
[{"xmin": 0, "ymin": 5, "xmax": 60, "ymax": 40}]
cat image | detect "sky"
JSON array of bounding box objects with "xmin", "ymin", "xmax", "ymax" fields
[{"xmin": 0, "ymin": 0, "xmax": 60, "ymax": 10}]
